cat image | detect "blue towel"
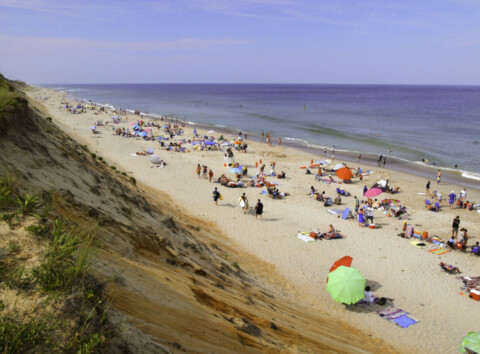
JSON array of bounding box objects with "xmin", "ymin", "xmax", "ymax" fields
[
  {"xmin": 342, "ymin": 208, "xmax": 351, "ymax": 220},
  {"xmin": 391, "ymin": 315, "xmax": 418, "ymax": 328}
]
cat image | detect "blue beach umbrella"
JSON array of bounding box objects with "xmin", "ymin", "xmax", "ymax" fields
[
  {"xmin": 89, "ymin": 126, "xmax": 96, "ymax": 130},
  {"xmin": 161, "ymin": 125, "xmax": 169, "ymax": 128},
  {"xmin": 112, "ymin": 115, "xmax": 118, "ymax": 119},
  {"xmin": 138, "ymin": 132, "xmax": 148, "ymax": 137},
  {"xmin": 204, "ymin": 141, "xmax": 216, "ymax": 146}
]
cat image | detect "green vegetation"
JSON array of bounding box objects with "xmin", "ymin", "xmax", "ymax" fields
[
  {"xmin": 110, "ymin": 165, "xmax": 116, "ymax": 170},
  {"xmin": 0, "ymin": 316, "xmax": 50, "ymax": 353},
  {"xmin": 0, "ymin": 75, "xmax": 21, "ymax": 112},
  {"xmin": 16, "ymin": 192, "xmax": 40, "ymax": 216},
  {"xmin": 24, "ymin": 224, "xmax": 50, "ymax": 236},
  {"xmin": 32, "ymin": 219, "xmax": 94, "ymax": 293},
  {"xmin": 80, "ymin": 144, "xmax": 90, "ymax": 153},
  {"xmin": 0, "ymin": 171, "xmax": 115, "ymax": 352},
  {"xmin": 90, "ymin": 152, "xmax": 97, "ymax": 159},
  {"xmin": 129, "ymin": 177, "xmax": 136, "ymax": 185}
]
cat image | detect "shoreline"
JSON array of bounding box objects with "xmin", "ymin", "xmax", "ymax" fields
[
  {"xmin": 62, "ymin": 89, "xmax": 480, "ymax": 190},
  {"xmin": 31, "ymin": 86, "xmax": 480, "ymax": 353}
]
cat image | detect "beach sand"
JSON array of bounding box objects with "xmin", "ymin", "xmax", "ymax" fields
[{"xmin": 29, "ymin": 87, "xmax": 480, "ymax": 353}]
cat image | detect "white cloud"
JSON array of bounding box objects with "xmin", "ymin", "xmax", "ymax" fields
[{"xmin": 0, "ymin": 35, "xmax": 249, "ymax": 55}]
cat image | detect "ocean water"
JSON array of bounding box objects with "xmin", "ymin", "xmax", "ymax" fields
[{"xmin": 45, "ymin": 84, "xmax": 480, "ymax": 176}]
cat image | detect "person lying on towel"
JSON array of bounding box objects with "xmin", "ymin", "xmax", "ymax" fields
[{"xmin": 439, "ymin": 262, "xmax": 461, "ymax": 273}]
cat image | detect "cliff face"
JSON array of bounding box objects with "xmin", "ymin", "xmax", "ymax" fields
[{"xmin": 0, "ymin": 77, "xmax": 396, "ymax": 353}]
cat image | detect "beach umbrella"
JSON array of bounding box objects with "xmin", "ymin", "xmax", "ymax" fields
[
  {"xmin": 150, "ymin": 154, "xmax": 162, "ymax": 164},
  {"xmin": 144, "ymin": 128, "xmax": 152, "ymax": 132},
  {"xmin": 130, "ymin": 122, "xmax": 137, "ymax": 126},
  {"xmin": 327, "ymin": 256, "xmax": 353, "ymax": 283},
  {"xmin": 317, "ymin": 160, "xmax": 330, "ymax": 166},
  {"xmin": 460, "ymin": 331, "xmax": 480, "ymax": 353},
  {"xmin": 204, "ymin": 141, "xmax": 216, "ymax": 146},
  {"xmin": 161, "ymin": 125, "xmax": 169, "ymax": 128},
  {"xmin": 333, "ymin": 163, "xmax": 346, "ymax": 170},
  {"xmin": 336, "ymin": 167, "xmax": 354, "ymax": 180},
  {"xmin": 329, "ymin": 256, "xmax": 353, "ymax": 273},
  {"xmin": 112, "ymin": 115, "xmax": 118, "ymax": 119},
  {"xmin": 89, "ymin": 126, "xmax": 96, "ymax": 130},
  {"xmin": 326, "ymin": 266, "xmax": 366, "ymax": 305},
  {"xmin": 229, "ymin": 167, "xmax": 243, "ymax": 173},
  {"xmin": 364, "ymin": 187, "xmax": 383, "ymax": 198},
  {"xmin": 138, "ymin": 132, "xmax": 148, "ymax": 137}
]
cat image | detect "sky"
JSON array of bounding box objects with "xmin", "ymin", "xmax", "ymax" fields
[{"xmin": 0, "ymin": 0, "xmax": 479, "ymax": 85}]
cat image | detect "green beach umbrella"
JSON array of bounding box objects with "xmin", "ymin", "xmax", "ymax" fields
[
  {"xmin": 326, "ymin": 266, "xmax": 366, "ymax": 305},
  {"xmin": 460, "ymin": 331, "xmax": 480, "ymax": 353}
]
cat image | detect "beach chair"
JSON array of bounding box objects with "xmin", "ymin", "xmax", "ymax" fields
[
  {"xmin": 425, "ymin": 199, "xmax": 431, "ymax": 208},
  {"xmin": 434, "ymin": 202, "xmax": 441, "ymax": 211}
]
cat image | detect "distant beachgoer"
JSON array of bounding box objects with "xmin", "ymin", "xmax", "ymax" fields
[
  {"xmin": 202, "ymin": 165, "xmax": 208, "ymax": 179},
  {"xmin": 354, "ymin": 196, "xmax": 360, "ymax": 213},
  {"xmin": 239, "ymin": 193, "xmax": 249, "ymax": 214},
  {"xmin": 332, "ymin": 145, "xmax": 335, "ymax": 154},
  {"xmin": 383, "ymin": 157, "xmax": 386, "ymax": 167},
  {"xmin": 196, "ymin": 164, "xmax": 201, "ymax": 178},
  {"xmin": 452, "ymin": 216, "xmax": 460, "ymax": 237},
  {"xmin": 437, "ymin": 169, "xmax": 442, "ymax": 184},
  {"xmin": 387, "ymin": 148, "xmax": 391, "ymax": 153},
  {"xmin": 208, "ymin": 169, "xmax": 214, "ymax": 182},
  {"xmin": 363, "ymin": 185, "xmax": 368, "ymax": 196},
  {"xmin": 324, "ymin": 148, "xmax": 327, "ymax": 155},
  {"xmin": 255, "ymin": 199, "xmax": 264, "ymax": 221},
  {"xmin": 426, "ymin": 181, "xmax": 431, "ymax": 194},
  {"xmin": 357, "ymin": 154, "xmax": 361, "ymax": 162},
  {"xmin": 278, "ymin": 137, "xmax": 282, "ymax": 145},
  {"xmin": 459, "ymin": 187, "xmax": 467, "ymax": 202},
  {"xmin": 213, "ymin": 187, "xmax": 221, "ymax": 206},
  {"xmin": 448, "ymin": 191, "xmax": 456, "ymax": 208}
]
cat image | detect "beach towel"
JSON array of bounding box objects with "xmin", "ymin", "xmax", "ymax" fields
[
  {"xmin": 297, "ymin": 233, "xmax": 316, "ymax": 243},
  {"xmin": 377, "ymin": 307, "xmax": 419, "ymax": 328},
  {"xmin": 391, "ymin": 315, "xmax": 418, "ymax": 328},
  {"xmin": 342, "ymin": 208, "xmax": 351, "ymax": 220},
  {"xmin": 327, "ymin": 209, "xmax": 344, "ymax": 215},
  {"xmin": 429, "ymin": 248, "xmax": 449, "ymax": 255}
]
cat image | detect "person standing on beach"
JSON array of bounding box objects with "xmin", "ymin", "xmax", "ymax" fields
[
  {"xmin": 426, "ymin": 181, "xmax": 431, "ymax": 195},
  {"xmin": 357, "ymin": 154, "xmax": 361, "ymax": 163},
  {"xmin": 452, "ymin": 216, "xmax": 460, "ymax": 237},
  {"xmin": 202, "ymin": 165, "xmax": 208, "ymax": 179},
  {"xmin": 238, "ymin": 193, "xmax": 249, "ymax": 214},
  {"xmin": 324, "ymin": 148, "xmax": 327, "ymax": 156},
  {"xmin": 437, "ymin": 169, "xmax": 442, "ymax": 184},
  {"xmin": 213, "ymin": 187, "xmax": 221, "ymax": 206},
  {"xmin": 383, "ymin": 157, "xmax": 386, "ymax": 167},
  {"xmin": 196, "ymin": 164, "xmax": 201, "ymax": 178},
  {"xmin": 354, "ymin": 196, "xmax": 360, "ymax": 213},
  {"xmin": 255, "ymin": 199, "xmax": 264, "ymax": 221},
  {"xmin": 208, "ymin": 169, "xmax": 214, "ymax": 183},
  {"xmin": 278, "ymin": 137, "xmax": 282, "ymax": 145}
]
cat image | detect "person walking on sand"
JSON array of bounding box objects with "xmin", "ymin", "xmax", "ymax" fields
[
  {"xmin": 354, "ymin": 195, "xmax": 360, "ymax": 213},
  {"xmin": 202, "ymin": 165, "xmax": 208, "ymax": 179},
  {"xmin": 426, "ymin": 180, "xmax": 431, "ymax": 195},
  {"xmin": 452, "ymin": 216, "xmax": 460, "ymax": 238},
  {"xmin": 213, "ymin": 187, "xmax": 221, "ymax": 206},
  {"xmin": 255, "ymin": 199, "xmax": 264, "ymax": 221},
  {"xmin": 208, "ymin": 169, "xmax": 214, "ymax": 183},
  {"xmin": 383, "ymin": 157, "xmax": 386, "ymax": 167},
  {"xmin": 238, "ymin": 193, "xmax": 249, "ymax": 214},
  {"xmin": 196, "ymin": 164, "xmax": 201, "ymax": 178},
  {"xmin": 437, "ymin": 169, "xmax": 442, "ymax": 184},
  {"xmin": 357, "ymin": 154, "xmax": 361, "ymax": 163}
]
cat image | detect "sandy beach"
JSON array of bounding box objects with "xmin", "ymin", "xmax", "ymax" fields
[{"xmin": 28, "ymin": 87, "xmax": 480, "ymax": 353}]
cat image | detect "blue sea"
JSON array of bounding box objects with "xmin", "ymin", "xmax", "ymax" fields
[{"xmin": 45, "ymin": 84, "xmax": 480, "ymax": 178}]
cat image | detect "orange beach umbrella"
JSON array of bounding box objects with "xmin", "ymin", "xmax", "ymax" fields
[
  {"xmin": 336, "ymin": 167, "xmax": 354, "ymax": 180},
  {"xmin": 327, "ymin": 255, "xmax": 353, "ymax": 283}
]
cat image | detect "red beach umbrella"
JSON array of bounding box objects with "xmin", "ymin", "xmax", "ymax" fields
[
  {"xmin": 327, "ymin": 255, "xmax": 353, "ymax": 283},
  {"xmin": 364, "ymin": 187, "xmax": 383, "ymax": 198},
  {"xmin": 336, "ymin": 167, "xmax": 354, "ymax": 180},
  {"xmin": 330, "ymin": 256, "xmax": 353, "ymax": 273}
]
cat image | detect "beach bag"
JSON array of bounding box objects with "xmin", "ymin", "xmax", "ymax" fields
[{"xmin": 309, "ymin": 232, "xmax": 318, "ymax": 239}]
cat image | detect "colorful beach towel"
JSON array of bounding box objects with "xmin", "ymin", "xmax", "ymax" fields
[
  {"xmin": 377, "ymin": 307, "xmax": 419, "ymax": 328},
  {"xmin": 429, "ymin": 248, "xmax": 449, "ymax": 255}
]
